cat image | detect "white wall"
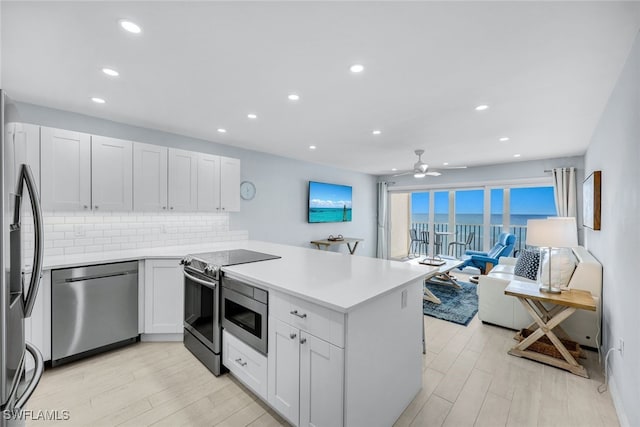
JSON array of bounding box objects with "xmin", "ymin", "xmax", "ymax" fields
[
  {"xmin": 8, "ymin": 102, "xmax": 378, "ymax": 257},
  {"xmin": 584, "ymin": 31, "xmax": 640, "ymax": 427}
]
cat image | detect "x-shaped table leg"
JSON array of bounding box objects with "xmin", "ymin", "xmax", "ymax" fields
[{"xmin": 509, "ymin": 297, "xmax": 588, "ymax": 378}]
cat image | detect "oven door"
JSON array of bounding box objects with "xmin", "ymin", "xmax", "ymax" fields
[
  {"xmin": 183, "ymin": 269, "xmax": 220, "ymax": 354},
  {"xmin": 221, "ymin": 287, "xmax": 268, "ymax": 355}
]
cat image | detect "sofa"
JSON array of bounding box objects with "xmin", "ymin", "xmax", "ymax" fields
[{"xmin": 476, "ymin": 246, "xmax": 602, "ymax": 349}]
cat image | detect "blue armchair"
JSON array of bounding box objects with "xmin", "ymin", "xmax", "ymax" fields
[{"xmin": 459, "ymin": 233, "xmax": 516, "ymax": 274}]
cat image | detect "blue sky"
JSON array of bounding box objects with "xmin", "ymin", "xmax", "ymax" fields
[
  {"xmin": 411, "ymin": 187, "xmax": 556, "ymax": 215},
  {"xmin": 309, "ymin": 181, "xmax": 352, "ymax": 209}
]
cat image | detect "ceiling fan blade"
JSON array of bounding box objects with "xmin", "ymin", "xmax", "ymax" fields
[
  {"xmin": 425, "ymin": 171, "xmax": 442, "ymax": 176},
  {"xmin": 391, "ymin": 171, "xmax": 413, "ymax": 177},
  {"xmin": 442, "ymin": 166, "xmax": 467, "ymax": 169}
]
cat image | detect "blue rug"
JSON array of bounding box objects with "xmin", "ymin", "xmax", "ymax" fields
[{"xmin": 423, "ymin": 281, "xmax": 478, "ymax": 326}]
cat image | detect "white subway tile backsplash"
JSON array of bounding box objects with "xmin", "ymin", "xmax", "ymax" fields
[{"xmin": 37, "ymin": 211, "xmax": 245, "ymax": 259}]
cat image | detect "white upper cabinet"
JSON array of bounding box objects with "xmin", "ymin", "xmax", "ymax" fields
[
  {"xmin": 220, "ymin": 156, "xmax": 240, "ymax": 212},
  {"xmin": 168, "ymin": 148, "xmax": 198, "ymax": 211},
  {"xmin": 91, "ymin": 135, "xmax": 133, "ymax": 211},
  {"xmin": 197, "ymin": 154, "xmax": 221, "ymax": 212},
  {"xmin": 5, "ymin": 123, "xmax": 40, "ymax": 194},
  {"xmin": 41, "ymin": 127, "xmax": 91, "ymax": 211},
  {"xmin": 133, "ymin": 142, "xmax": 168, "ymax": 211}
]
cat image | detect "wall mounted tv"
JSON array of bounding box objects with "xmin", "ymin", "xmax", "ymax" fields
[{"xmin": 308, "ymin": 181, "xmax": 352, "ymax": 223}]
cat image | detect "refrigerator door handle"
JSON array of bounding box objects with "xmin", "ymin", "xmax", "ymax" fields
[
  {"xmin": 13, "ymin": 164, "xmax": 44, "ymax": 318},
  {"xmin": 13, "ymin": 341, "xmax": 44, "ymax": 410}
]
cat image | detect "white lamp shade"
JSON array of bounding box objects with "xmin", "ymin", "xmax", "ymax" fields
[{"xmin": 526, "ymin": 217, "xmax": 578, "ymax": 248}]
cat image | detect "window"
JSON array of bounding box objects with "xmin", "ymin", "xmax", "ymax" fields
[
  {"xmin": 453, "ymin": 189, "xmax": 483, "ymax": 256},
  {"xmin": 509, "ymin": 187, "xmax": 557, "ymax": 252}
]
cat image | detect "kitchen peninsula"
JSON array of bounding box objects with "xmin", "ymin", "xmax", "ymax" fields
[{"xmin": 39, "ymin": 240, "xmax": 427, "ymax": 427}]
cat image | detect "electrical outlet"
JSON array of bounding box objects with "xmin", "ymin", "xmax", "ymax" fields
[
  {"xmin": 618, "ymin": 338, "xmax": 624, "ymax": 356},
  {"xmin": 73, "ymin": 224, "xmax": 85, "ymax": 238}
]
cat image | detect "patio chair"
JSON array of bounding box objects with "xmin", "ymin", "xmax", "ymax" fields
[
  {"xmin": 419, "ymin": 231, "xmax": 429, "ymax": 255},
  {"xmin": 408, "ymin": 229, "xmax": 420, "ymax": 257},
  {"xmin": 448, "ymin": 231, "xmax": 475, "ymax": 257},
  {"xmin": 458, "ymin": 232, "xmax": 516, "ymax": 274}
]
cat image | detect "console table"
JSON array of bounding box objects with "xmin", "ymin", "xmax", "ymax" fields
[
  {"xmin": 504, "ymin": 280, "xmax": 596, "ymax": 377},
  {"xmin": 310, "ymin": 237, "xmax": 363, "ymax": 254}
]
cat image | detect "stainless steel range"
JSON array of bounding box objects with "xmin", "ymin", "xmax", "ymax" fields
[{"xmin": 181, "ymin": 249, "xmax": 280, "ymax": 376}]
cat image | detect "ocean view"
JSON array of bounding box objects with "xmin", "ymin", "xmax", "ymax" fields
[
  {"xmin": 411, "ymin": 213, "xmax": 552, "ymax": 226},
  {"xmin": 309, "ymin": 207, "xmax": 352, "ymax": 223}
]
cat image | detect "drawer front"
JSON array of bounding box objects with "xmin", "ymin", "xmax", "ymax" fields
[
  {"xmin": 223, "ymin": 330, "xmax": 268, "ymax": 400},
  {"xmin": 270, "ymin": 292, "xmax": 344, "ymax": 348}
]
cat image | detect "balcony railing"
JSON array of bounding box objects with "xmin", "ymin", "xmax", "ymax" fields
[{"xmin": 409, "ymin": 222, "xmax": 528, "ymax": 257}]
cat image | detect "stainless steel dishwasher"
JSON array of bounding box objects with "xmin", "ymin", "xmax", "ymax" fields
[{"xmin": 52, "ymin": 261, "xmax": 139, "ymax": 366}]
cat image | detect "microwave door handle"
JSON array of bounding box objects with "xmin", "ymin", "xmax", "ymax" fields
[
  {"xmin": 13, "ymin": 341, "xmax": 44, "ymax": 410},
  {"xmin": 14, "ymin": 164, "xmax": 44, "ymax": 318},
  {"xmin": 183, "ymin": 271, "xmax": 217, "ymax": 289}
]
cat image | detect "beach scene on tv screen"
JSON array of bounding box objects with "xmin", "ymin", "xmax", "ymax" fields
[{"xmin": 309, "ymin": 182, "xmax": 352, "ymax": 223}]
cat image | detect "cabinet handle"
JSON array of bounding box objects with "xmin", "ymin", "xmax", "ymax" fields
[
  {"xmin": 235, "ymin": 358, "xmax": 247, "ymax": 367},
  {"xmin": 162, "ymin": 206, "xmax": 166, "ymax": 210},
  {"xmin": 290, "ymin": 310, "xmax": 307, "ymax": 319},
  {"xmin": 170, "ymin": 207, "xmax": 174, "ymax": 210},
  {"xmin": 290, "ymin": 333, "xmax": 297, "ymax": 340},
  {"xmin": 94, "ymin": 205, "xmax": 99, "ymax": 209},
  {"xmin": 300, "ymin": 338, "xmax": 307, "ymax": 344},
  {"xmin": 83, "ymin": 205, "xmax": 88, "ymax": 209},
  {"xmin": 222, "ymin": 207, "xmax": 226, "ymax": 211}
]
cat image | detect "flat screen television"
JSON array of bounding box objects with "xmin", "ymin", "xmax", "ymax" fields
[{"xmin": 308, "ymin": 181, "xmax": 352, "ymax": 223}]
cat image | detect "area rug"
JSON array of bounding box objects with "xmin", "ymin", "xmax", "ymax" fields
[{"xmin": 423, "ymin": 281, "xmax": 478, "ymax": 326}]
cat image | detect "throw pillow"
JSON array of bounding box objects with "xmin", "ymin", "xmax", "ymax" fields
[{"xmin": 514, "ymin": 248, "xmax": 540, "ymax": 281}]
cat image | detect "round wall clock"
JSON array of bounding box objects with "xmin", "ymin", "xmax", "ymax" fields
[{"xmin": 240, "ymin": 181, "xmax": 256, "ymax": 200}]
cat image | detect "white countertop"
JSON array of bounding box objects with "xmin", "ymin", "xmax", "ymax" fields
[{"xmin": 43, "ymin": 240, "xmax": 429, "ymax": 313}]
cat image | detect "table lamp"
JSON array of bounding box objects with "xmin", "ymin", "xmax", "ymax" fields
[{"xmin": 525, "ymin": 217, "xmax": 578, "ymax": 293}]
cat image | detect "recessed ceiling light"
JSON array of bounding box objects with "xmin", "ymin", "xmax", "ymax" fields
[
  {"xmin": 102, "ymin": 68, "xmax": 119, "ymax": 77},
  {"xmin": 443, "ymin": 162, "xmax": 449, "ymax": 166},
  {"xmin": 119, "ymin": 20, "xmax": 142, "ymax": 34},
  {"xmin": 247, "ymin": 113, "xmax": 257, "ymax": 119},
  {"xmin": 513, "ymin": 154, "xmax": 521, "ymax": 158},
  {"xmin": 309, "ymin": 145, "xmax": 316, "ymax": 150},
  {"xmin": 475, "ymin": 104, "xmax": 489, "ymax": 111},
  {"xmin": 91, "ymin": 97, "xmax": 106, "ymax": 104},
  {"xmin": 391, "ymin": 168, "xmax": 397, "ymax": 171},
  {"xmin": 372, "ymin": 130, "xmax": 381, "ymax": 135},
  {"xmin": 499, "ymin": 137, "xmax": 510, "ymax": 142},
  {"xmin": 217, "ymin": 128, "xmax": 227, "ymax": 133},
  {"xmin": 288, "ymin": 94, "xmax": 300, "ymax": 101},
  {"xmin": 350, "ymin": 64, "xmax": 364, "ymax": 73}
]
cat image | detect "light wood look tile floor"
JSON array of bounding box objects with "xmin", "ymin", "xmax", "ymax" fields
[{"xmin": 27, "ymin": 292, "xmax": 619, "ymax": 426}]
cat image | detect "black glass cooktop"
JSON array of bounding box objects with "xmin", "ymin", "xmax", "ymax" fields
[{"xmin": 190, "ymin": 249, "xmax": 281, "ymax": 267}]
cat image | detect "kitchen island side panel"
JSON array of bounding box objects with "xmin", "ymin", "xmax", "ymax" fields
[{"xmin": 344, "ymin": 279, "xmax": 423, "ymax": 427}]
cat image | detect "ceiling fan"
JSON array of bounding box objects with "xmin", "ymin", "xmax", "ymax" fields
[{"xmin": 392, "ymin": 149, "xmax": 467, "ymax": 178}]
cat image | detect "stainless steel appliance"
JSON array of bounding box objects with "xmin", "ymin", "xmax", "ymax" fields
[
  {"xmin": 221, "ymin": 277, "xmax": 268, "ymax": 355},
  {"xmin": 182, "ymin": 249, "xmax": 279, "ymax": 376},
  {"xmin": 1, "ymin": 90, "xmax": 45, "ymax": 417},
  {"xmin": 51, "ymin": 262, "xmax": 139, "ymax": 366}
]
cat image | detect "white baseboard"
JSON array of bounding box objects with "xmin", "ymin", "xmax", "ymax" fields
[
  {"xmin": 140, "ymin": 333, "xmax": 183, "ymax": 342},
  {"xmin": 609, "ymin": 375, "xmax": 630, "ymax": 427}
]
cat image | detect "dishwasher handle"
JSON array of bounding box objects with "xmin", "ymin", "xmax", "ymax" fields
[{"xmin": 63, "ymin": 271, "xmax": 134, "ymax": 283}]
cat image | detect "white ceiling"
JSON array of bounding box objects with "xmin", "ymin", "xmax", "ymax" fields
[{"xmin": 2, "ymin": 1, "xmax": 640, "ymax": 175}]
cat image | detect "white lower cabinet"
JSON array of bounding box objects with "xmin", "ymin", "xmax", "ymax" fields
[
  {"xmin": 25, "ymin": 270, "xmax": 52, "ymax": 369},
  {"xmin": 268, "ymin": 316, "xmax": 344, "ymax": 427},
  {"xmin": 144, "ymin": 259, "xmax": 183, "ymax": 334},
  {"xmin": 223, "ymin": 330, "xmax": 268, "ymax": 401}
]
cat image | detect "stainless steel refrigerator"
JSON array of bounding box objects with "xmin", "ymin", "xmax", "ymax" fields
[{"xmin": 0, "ymin": 90, "xmax": 45, "ymax": 423}]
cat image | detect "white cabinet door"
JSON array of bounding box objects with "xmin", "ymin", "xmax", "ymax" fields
[
  {"xmin": 268, "ymin": 317, "xmax": 300, "ymax": 426},
  {"xmin": 300, "ymin": 332, "xmax": 344, "ymax": 427},
  {"xmin": 91, "ymin": 135, "xmax": 133, "ymax": 211},
  {"xmin": 24, "ymin": 270, "xmax": 52, "ymax": 370},
  {"xmin": 219, "ymin": 156, "xmax": 240, "ymax": 212},
  {"xmin": 168, "ymin": 148, "xmax": 198, "ymax": 211},
  {"xmin": 197, "ymin": 154, "xmax": 221, "ymax": 212},
  {"xmin": 40, "ymin": 127, "xmax": 91, "ymax": 211},
  {"xmin": 5, "ymin": 122, "xmax": 40, "ymax": 193},
  {"xmin": 133, "ymin": 142, "xmax": 168, "ymax": 211},
  {"xmin": 144, "ymin": 259, "xmax": 183, "ymax": 334}
]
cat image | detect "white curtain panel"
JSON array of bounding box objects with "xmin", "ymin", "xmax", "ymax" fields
[
  {"xmin": 376, "ymin": 182, "xmax": 388, "ymax": 259},
  {"xmin": 552, "ymin": 167, "xmax": 577, "ymax": 217}
]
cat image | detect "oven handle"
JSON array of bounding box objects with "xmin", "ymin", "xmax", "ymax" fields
[{"xmin": 183, "ymin": 270, "xmax": 217, "ymax": 289}]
